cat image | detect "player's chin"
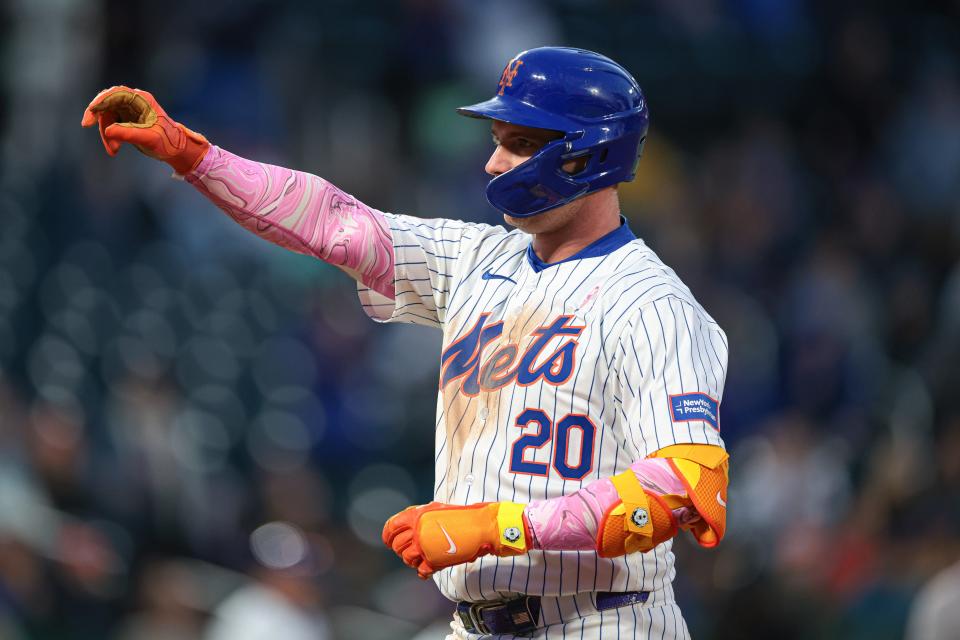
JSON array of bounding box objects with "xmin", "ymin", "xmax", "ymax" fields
[
  {"xmin": 502, "ymin": 213, "xmax": 532, "ymax": 232},
  {"xmin": 503, "ymin": 200, "xmax": 582, "ymax": 234},
  {"xmin": 502, "ymin": 213, "xmax": 551, "ymax": 234}
]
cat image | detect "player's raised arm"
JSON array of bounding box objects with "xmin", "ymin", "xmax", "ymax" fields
[{"xmin": 81, "ymin": 86, "xmax": 394, "ymax": 298}]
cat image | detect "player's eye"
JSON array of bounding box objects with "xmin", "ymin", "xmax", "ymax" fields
[{"xmin": 506, "ymin": 138, "xmax": 540, "ymax": 156}]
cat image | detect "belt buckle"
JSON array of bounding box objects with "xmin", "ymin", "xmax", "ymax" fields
[
  {"xmin": 468, "ymin": 602, "xmax": 496, "ymax": 635},
  {"xmin": 455, "ymin": 605, "xmax": 473, "ymax": 632}
]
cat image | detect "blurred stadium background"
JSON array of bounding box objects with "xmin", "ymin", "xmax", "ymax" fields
[{"xmin": 2, "ymin": 0, "xmax": 960, "ymax": 638}]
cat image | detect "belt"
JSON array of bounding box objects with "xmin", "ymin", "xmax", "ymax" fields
[{"xmin": 456, "ymin": 591, "xmax": 649, "ymax": 635}]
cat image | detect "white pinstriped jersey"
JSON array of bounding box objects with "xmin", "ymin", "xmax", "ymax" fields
[{"xmin": 359, "ymin": 214, "xmax": 727, "ymax": 605}]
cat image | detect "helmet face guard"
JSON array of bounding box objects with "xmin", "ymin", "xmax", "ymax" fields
[
  {"xmin": 485, "ymin": 136, "xmax": 588, "ymax": 218},
  {"xmin": 482, "ymin": 120, "xmax": 647, "ymax": 218},
  {"xmin": 458, "ymin": 47, "xmax": 649, "ymax": 217}
]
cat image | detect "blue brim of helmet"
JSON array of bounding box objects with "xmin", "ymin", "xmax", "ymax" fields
[{"xmin": 457, "ymin": 95, "xmax": 582, "ymax": 134}]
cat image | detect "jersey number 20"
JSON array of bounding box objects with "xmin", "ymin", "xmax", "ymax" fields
[{"xmin": 509, "ymin": 408, "xmax": 596, "ymax": 480}]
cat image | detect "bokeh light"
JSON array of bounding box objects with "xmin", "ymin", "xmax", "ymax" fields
[{"xmin": 1, "ymin": 3, "xmax": 959, "ymax": 639}]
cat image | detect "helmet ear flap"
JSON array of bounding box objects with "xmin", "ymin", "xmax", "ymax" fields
[
  {"xmin": 561, "ymin": 153, "xmax": 591, "ymax": 176},
  {"xmin": 485, "ymin": 138, "xmax": 589, "ymax": 217}
]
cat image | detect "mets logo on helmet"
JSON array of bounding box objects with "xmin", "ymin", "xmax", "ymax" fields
[{"xmin": 497, "ymin": 59, "xmax": 524, "ymax": 96}]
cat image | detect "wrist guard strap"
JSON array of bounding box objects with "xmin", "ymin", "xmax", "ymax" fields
[{"xmin": 597, "ymin": 469, "xmax": 678, "ymax": 557}]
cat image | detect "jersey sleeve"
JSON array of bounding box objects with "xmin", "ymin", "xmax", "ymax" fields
[
  {"xmin": 358, "ymin": 213, "xmax": 498, "ymax": 328},
  {"xmin": 616, "ymin": 295, "xmax": 727, "ymax": 456}
]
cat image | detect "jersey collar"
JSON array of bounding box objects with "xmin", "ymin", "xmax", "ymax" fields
[{"xmin": 526, "ymin": 215, "xmax": 636, "ymax": 273}]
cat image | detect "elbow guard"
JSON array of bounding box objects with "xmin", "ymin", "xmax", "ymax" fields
[{"xmin": 596, "ymin": 444, "xmax": 729, "ymax": 557}]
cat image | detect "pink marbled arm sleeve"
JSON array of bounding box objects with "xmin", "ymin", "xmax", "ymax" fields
[
  {"xmin": 524, "ymin": 457, "xmax": 698, "ymax": 551},
  {"xmin": 185, "ymin": 145, "xmax": 395, "ymax": 299}
]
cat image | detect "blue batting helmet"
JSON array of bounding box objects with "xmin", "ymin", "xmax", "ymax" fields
[{"xmin": 457, "ymin": 47, "xmax": 649, "ymax": 217}]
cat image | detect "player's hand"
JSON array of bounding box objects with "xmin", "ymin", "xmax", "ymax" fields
[
  {"xmin": 81, "ymin": 86, "xmax": 210, "ymax": 174},
  {"xmin": 382, "ymin": 501, "xmax": 529, "ymax": 579}
]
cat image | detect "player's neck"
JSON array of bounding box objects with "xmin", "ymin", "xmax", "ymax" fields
[{"xmin": 531, "ymin": 193, "xmax": 622, "ymax": 264}]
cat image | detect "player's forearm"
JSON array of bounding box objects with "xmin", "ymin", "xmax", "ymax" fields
[
  {"xmin": 383, "ymin": 449, "xmax": 728, "ymax": 576},
  {"xmin": 185, "ymin": 145, "xmax": 395, "ymax": 298},
  {"xmin": 524, "ymin": 458, "xmax": 687, "ymax": 550},
  {"xmin": 524, "ymin": 444, "xmax": 728, "ymax": 555}
]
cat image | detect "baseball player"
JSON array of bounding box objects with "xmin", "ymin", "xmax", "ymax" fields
[{"xmin": 82, "ymin": 47, "xmax": 729, "ymax": 639}]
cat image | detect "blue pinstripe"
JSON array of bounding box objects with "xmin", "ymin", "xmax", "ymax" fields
[{"xmin": 361, "ymin": 220, "xmax": 726, "ymax": 638}]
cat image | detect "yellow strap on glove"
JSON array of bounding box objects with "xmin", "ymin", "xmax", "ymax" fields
[
  {"xmin": 382, "ymin": 501, "xmax": 528, "ymax": 579},
  {"xmin": 598, "ymin": 469, "xmax": 677, "ymax": 557},
  {"xmin": 81, "ymin": 86, "xmax": 210, "ymax": 174},
  {"xmin": 597, "ymin": 444, "xmax": 729, "ymax": 557}
]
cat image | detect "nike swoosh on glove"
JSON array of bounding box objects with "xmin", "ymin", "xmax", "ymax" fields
[{"xmin": 382, "ymin": 501, "xmax": 529, "ymax": 579}]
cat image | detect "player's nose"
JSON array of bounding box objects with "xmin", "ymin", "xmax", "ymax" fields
[{"xmin": 485, "ymin": 146, "xmax": 516, "ymax": 177}]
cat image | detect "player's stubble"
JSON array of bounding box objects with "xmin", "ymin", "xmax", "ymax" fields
[
  {"xmin": 502, "ymin": 195, "xmax": 585, "ymax": 236},
  {"xmin": 503, "ymin": 186, "xmax": 621, "ymax": 261}
]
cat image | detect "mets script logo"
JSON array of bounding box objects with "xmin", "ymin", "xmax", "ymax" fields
[
  {"xmin": 440, "ymin": 313, "xmax": 583, "ymax": 396},
  {"xmin": 497, "ymin": 59, "xmax": 524, "ymax": 96}
]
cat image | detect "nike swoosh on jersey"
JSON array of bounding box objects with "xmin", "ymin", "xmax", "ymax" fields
[
  {"xmin": 481, "ymin": 269, "xmax": 517, "ymax": 284},
  {"xmin": 716, "ymin": 491, "xmax": 726, "ymax": 508},
  {"xmin": 438, "ymin": 523, "xmax": 457, "ymax": 554}
]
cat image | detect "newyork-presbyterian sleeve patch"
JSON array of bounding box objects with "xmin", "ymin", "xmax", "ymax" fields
[{"xmin": 669, "ymin": 393, "xmax": 720, "ymax": 431}]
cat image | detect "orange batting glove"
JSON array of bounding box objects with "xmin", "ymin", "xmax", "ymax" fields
[
  {"xmin": 382, "ymin": 501, "xmax": 530, "ymax": 579},
  {"xmin": 81, "ymin": 86, "xmax": 210, "ymax": 175}
]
